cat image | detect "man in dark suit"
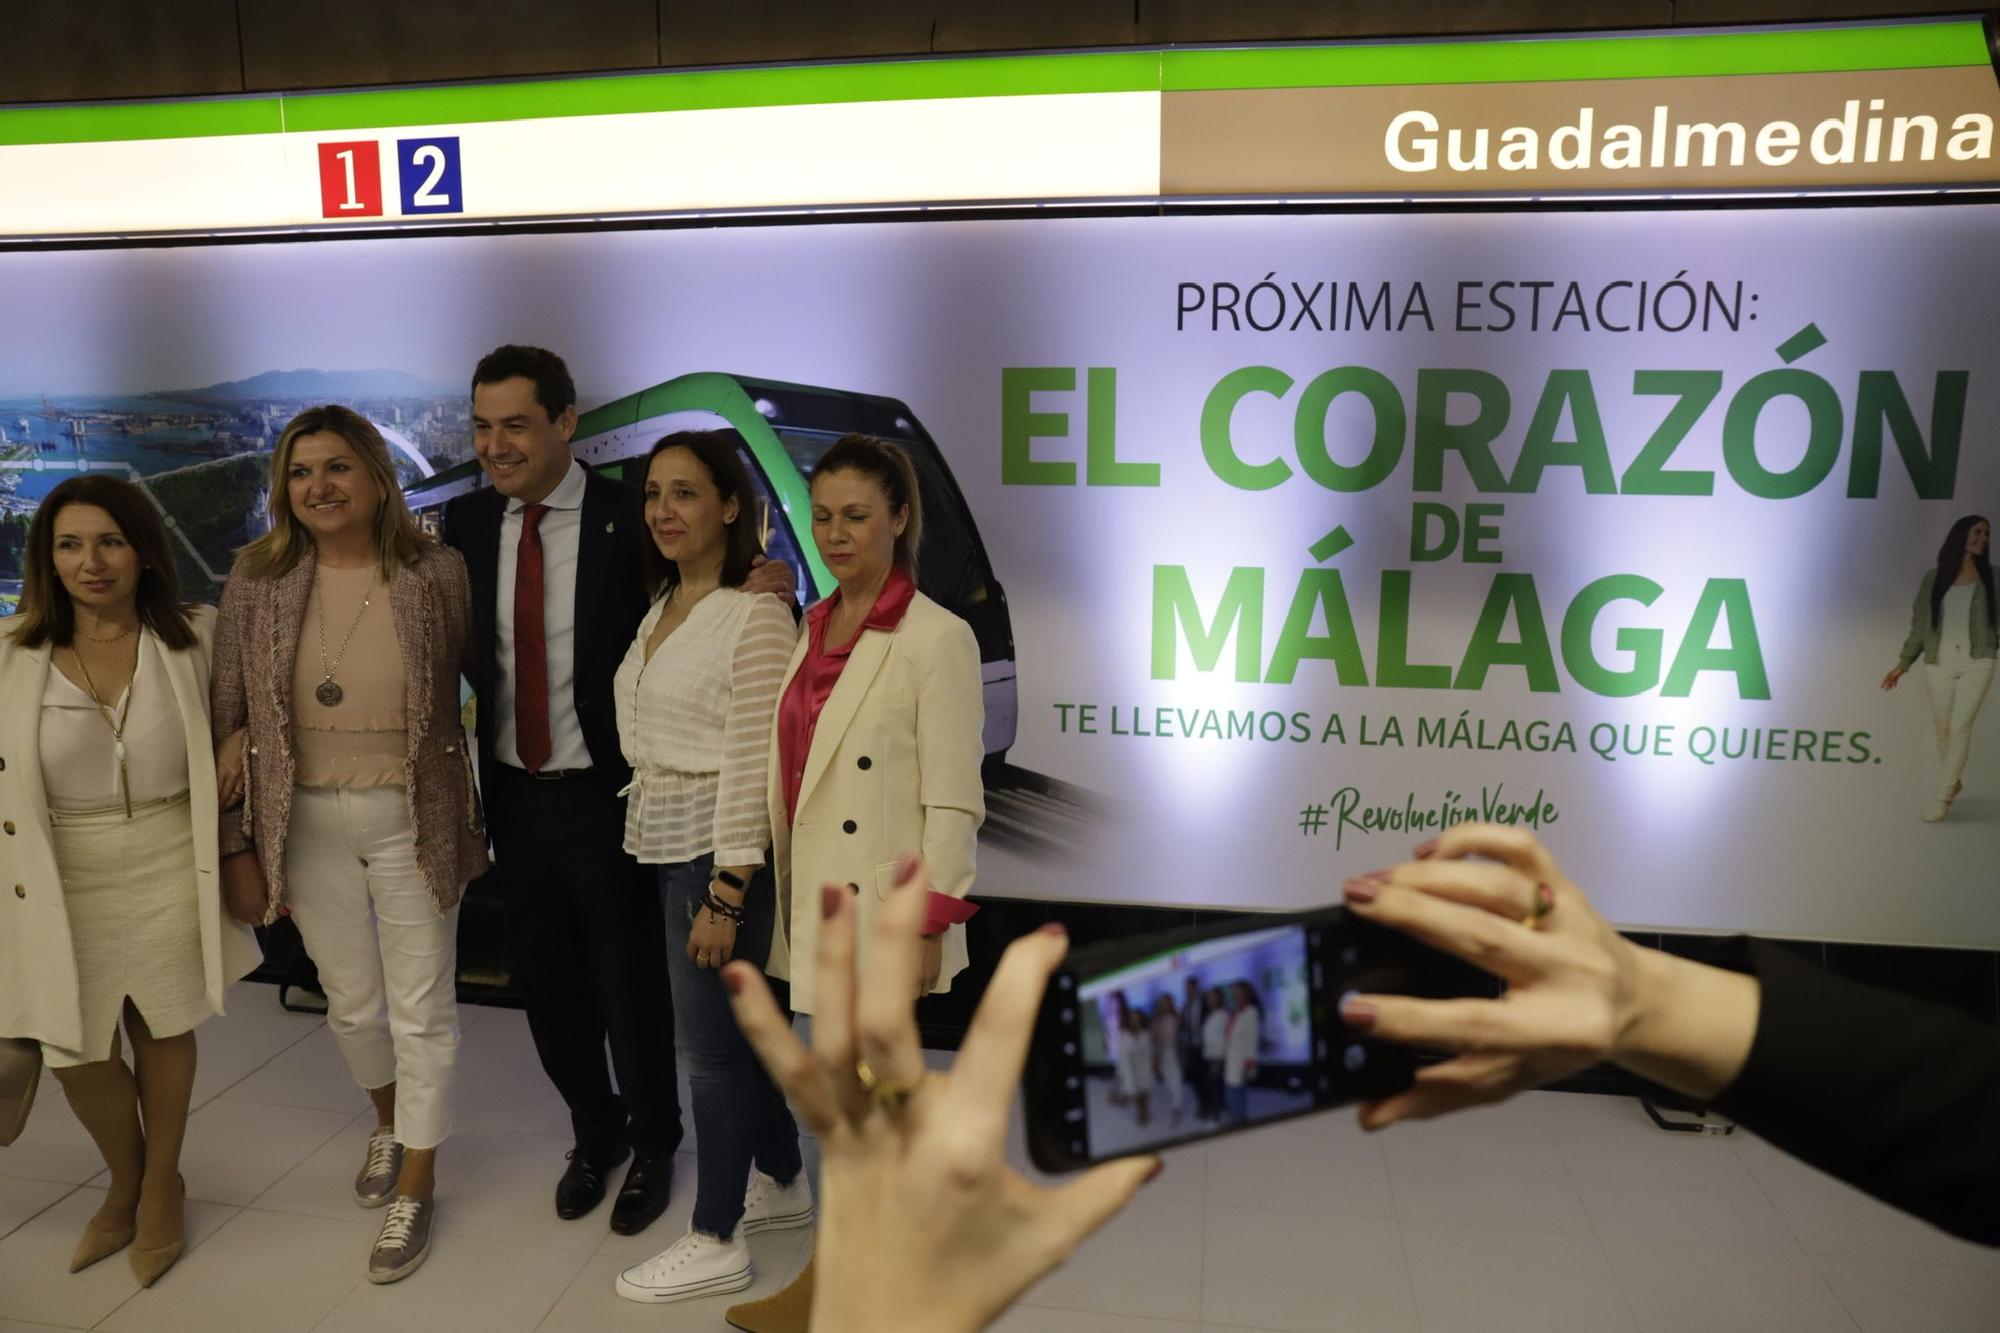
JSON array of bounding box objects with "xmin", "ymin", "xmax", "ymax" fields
[{"xmin": 443, "ymin": 345, "xmax": 788, "ymax": 1236}]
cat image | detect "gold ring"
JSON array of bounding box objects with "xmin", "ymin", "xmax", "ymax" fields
[
  {"xmin": 854, "ymin": 1057, "xmax": 927, "ymax": 1111},
  {"xmin": 1522, "ymin": 881, "xmax": 1555, "ymax": 930}
]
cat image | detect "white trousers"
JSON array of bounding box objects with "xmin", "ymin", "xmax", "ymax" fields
[
  {"xmin": 1157, "ymin": 1044, "xmax": 1185, "ymax": 1112},
  {"xmin": 1923, "ymin": 652, "xmax": 1994, "ymax": 801},
  {"xmin": 284, "ymin": 786, "xmax": 460, "ymax": 1150}
]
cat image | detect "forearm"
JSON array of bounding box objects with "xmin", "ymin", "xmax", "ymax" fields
[
  {"xmin": 919, "ymin": 808, "xmax": 979, "ymax": 900},
  {"xmin": 1610, "ymin": 943, "xmax": 1760, "ymax": 1101},
  {"xmin": 1710, "ymin": 939, "xmax": 2000, "ymax": 1245},
  {"xmin": 711, "ymin": 863, "xmax": 757, "ymax": 898}
]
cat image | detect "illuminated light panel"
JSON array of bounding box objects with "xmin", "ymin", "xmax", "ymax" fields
[{"xmin": 0, "ymin": 92, "xmax": 1161, "ymax": 239}]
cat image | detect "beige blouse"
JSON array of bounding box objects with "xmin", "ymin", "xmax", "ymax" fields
[
  {"xmin": 291, "ymin": 563, "xmax": 407, "ymax": 789},
  {"xmin": 40, "ymin": 630, "xmax": 189, "ymax": 811}
]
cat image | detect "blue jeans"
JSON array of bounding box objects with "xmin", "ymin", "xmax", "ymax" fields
[
  {"xmin": 660, "ymin": 853, "xmax": 802, "ymax": 1239},
  {"xmin": 1224, "ymin": 1083, "xmax": 1250, "ymax": 1125}
]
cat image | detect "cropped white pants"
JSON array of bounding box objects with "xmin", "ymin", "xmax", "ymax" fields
[
  {"xmin": 283, "ymin": 785, "xmax": 460, "ymax": 1150},
  {"xmin": 1923, "ymin": 650, "xmax": 1994, "ymax": 802}
]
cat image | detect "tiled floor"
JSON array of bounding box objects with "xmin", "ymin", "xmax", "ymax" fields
[{"xmin": 4, "ymin": 989, "xmax": 1997, "ymax": 1332}]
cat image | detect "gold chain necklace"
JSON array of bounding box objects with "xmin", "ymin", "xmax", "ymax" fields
[
  {"xmin": 314, "ymin": 564, "xmax": 377, "ymax": 707},
  {"xmin": 68, "ymin": 637, "xmax": 137, "ymax": 819}
]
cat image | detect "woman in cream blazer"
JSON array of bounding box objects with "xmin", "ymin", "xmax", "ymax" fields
[
  {"xmin": 735, "ymin": 433, "xmax": 986, "ymax": 1333},
  {"xmin": 762, "ymin": 435, "xmax": 985, "ymax": 1016},
  {"xmin": 0, "ymin": 475, "xmax": 260, "ymax": 1287},
  {"xmin": 0, "ymin": 612, "xmax": 260, "ymax": 1051}
]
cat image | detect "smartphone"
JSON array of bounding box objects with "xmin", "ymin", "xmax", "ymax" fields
[{"xmin": 1023, "ymin": 905, "xmax": 1475, "ymax": 1172}]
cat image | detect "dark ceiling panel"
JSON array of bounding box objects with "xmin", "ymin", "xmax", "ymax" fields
[
  {"xmin": 658, "ymin": 1, "xmax": 935, "ymax": 65},
  {"xmin": 0, "ymin": 0, "xmax": 242, "ymax": 103},
  {"xmin": 929, "ymin": 1, "xmax": 1139, "ymax": 54},
  {"xmin": 3, "ymin": 1, "xmax": 1974, "ymax": 106},
  {"xmin": 1139, "ymin": 0, "xmax": 1674, "ymax": 43},
  {"xmin": 238, "ymin": 0, "xmax": 658, "ymax": 91},
  {"xmin": 1674, "ymin": 0, "xmax": 1953, "ymax": 21}
]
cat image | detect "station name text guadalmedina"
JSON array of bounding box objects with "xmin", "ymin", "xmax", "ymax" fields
[{"xmin": 1380, "ymin": 98, "xmax": 1992, "ymax": 175}]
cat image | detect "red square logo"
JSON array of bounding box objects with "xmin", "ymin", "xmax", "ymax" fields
[{"xmin": 318, "ymin": 140, "xmax": 384, "ymax": 218}]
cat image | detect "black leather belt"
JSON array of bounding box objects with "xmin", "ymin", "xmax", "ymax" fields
[{"xmin": 509, "ymin": 766, "xmax": 594, "ymax": 782}]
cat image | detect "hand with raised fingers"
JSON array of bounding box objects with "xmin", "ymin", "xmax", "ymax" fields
[
  {"xmin": 722, "ymin": 854, "xmax": 1159, "ymax": 1333},
  {"xmin": 1336, "ymin": 824, "xmax": 1758, "ymax": 1130}
]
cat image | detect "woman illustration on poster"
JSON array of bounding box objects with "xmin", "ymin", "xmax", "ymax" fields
[{"xmin": 1881, "ymin": 515, "xmax": 1996, "ymax": 822}]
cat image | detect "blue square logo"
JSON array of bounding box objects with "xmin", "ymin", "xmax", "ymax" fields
[{"xmin": 396, "ymin": 137, "xmax": 463, "ymax": 215}]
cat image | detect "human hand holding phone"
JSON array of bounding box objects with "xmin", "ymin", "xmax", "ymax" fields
[
  {"xmin": 722, "ymin": 855, "xmax": 1158, "ymax": 1333},
  {"xmin": 1022, "ymin": 895, "xmax": 1480, "ymax": 1171},
  {"xmin": 1338, "ymin": 824, "xmax": 1759, "ymax": 1127}
]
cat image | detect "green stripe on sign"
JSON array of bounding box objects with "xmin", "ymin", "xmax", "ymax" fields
[
  {"xmin": 1162, "ymin": 21, "xmax": 1989, "ymax": 90},
  {"xmin": 282, "ymin": 51, "xmax": 1160, "ymax": 132},
  {"xmin": 0, "ymin": 97, "xmax": 283, "ymax": 147},
  {"xmin": 0, "ymin": 19, "xmax": 1982, "ymax": 147}
]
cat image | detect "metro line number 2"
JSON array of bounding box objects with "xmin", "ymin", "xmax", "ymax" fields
[{"xmin": 316, "ymin": 137, "xmax": 464, "ymax": 219}]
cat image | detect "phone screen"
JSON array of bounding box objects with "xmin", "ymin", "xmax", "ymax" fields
[{"xmin": 1027, "ymin": 908, "xmax": 1447, "ymax": 1171}]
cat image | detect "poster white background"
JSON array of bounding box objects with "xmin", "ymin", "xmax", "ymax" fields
[{"xmin": 2, "ymin": 206, "xmax": 1994, "ymax": 946}]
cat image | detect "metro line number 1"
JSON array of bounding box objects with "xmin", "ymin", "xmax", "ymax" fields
[{"xmin": 317, "ymin": 140, "xmax": 383, "ymax": 218}]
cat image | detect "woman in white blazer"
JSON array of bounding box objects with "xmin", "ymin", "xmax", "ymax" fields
[
  {"xmin": 733, "ymin": 434, "xmax": 985, "ymax": 1333},
  {"xmin": 0, "ymin": 476, "xmax": 260, "ymax": 1287},
  {"xmin": 763, "ymin": 434, "xmax": 985, "ymax": 1016}
]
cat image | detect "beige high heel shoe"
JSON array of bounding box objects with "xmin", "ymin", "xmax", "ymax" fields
[
  {"xmin": 68, "ymin": 1218, "xmax": 136, "ymax": 1274},
  {"xmin": 129, "ymin": 1174, "xmax": 185, "ymax": 1288}
]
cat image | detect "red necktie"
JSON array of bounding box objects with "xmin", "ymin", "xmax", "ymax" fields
[{"xmin": 513, "ymin": 503, "xmax": 552, "ymax": 773}]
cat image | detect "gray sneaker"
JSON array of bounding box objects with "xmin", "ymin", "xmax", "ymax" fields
[
  {"xmin": 366, "ymin": 1196, "xmax": 433, "ymax": 1284},
  {"xmin": 354, "ymin": 1127, "xmax": 403, "ymax": 1208}
]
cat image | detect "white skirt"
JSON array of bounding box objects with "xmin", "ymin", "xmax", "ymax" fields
[{"xmin": 42, "ymin": 791, "xmax": 211, "ymax": 1068}]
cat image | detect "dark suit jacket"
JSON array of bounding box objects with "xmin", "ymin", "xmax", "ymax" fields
[
  {"xmin": 1713, "ymin": 938, "xmax": 2000, "ymax": 1246},
  {"xmin": 442, "ymin": 467, "xmax": 650, "ymax": 787}
]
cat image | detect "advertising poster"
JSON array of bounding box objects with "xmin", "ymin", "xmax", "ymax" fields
[{"xmin": 1, "ymin": 204, "xmax": 1993, "ymax": 946}]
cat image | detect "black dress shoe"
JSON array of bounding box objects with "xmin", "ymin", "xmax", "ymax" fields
[
  {"xmin": 609, "ymin": 1151, "xmax": 675, "ymax": 1235},
  {"xmin": 555, "ymin": 1141, "xmax": 631, "ymax": 1220}
]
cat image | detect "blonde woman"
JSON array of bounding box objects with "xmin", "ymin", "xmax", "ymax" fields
[
  {"xmin": 211, "ymin": 405, "xmax": 486, "ymax": 1284},
  {"xmin": 727, "ymin": 434, "xmax": 985, "ymax": 1333},
  {"xmin": 0, "ymin": 476, "xmax": 260, "ymax": 1288}
]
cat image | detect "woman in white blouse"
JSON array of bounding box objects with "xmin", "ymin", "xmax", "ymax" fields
[
  {"xmin": 611, "ymin": 432, "xmax": 807, "ymax": 1306},
  {"xmin": 0, "ymin": 476, "xmax": 260, "ymax": 1288}
]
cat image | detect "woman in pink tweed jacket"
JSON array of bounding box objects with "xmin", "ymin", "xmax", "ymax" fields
[{"xmin": 210, "ymin": 405, "xmax": 486, "ymax": 1285}]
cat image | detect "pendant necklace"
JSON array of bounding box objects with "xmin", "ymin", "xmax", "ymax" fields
[
  {"xmin": 315, "ymin": 563, "xmax": 377, "ymax": 707},
  {"xmin": 69, "ymin": 636, "xmax": 137, "ymax": 819}
]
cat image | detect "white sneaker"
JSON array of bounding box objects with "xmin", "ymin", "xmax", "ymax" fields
[
  {"xmin": 739, "ymin": 1169, "xmax": 814, "ymax": 1235},
  {"xmin": 615, "ymin": 1229, "xmax": 753, "ymax": 1304}
]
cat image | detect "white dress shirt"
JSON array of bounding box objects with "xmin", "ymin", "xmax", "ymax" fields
[{"xmin": 494, "ymin": 459, "xmax": 593, "ymax": 772}]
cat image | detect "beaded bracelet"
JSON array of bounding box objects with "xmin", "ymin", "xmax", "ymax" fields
[{"xmin": 703, "ymin": 890, "xmax": 745, "ymax": 924}]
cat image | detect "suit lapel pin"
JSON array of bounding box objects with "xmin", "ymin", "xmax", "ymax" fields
[{"xmin": 606, "ymin": 521, "xmax": 615, "ymax": 533}]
